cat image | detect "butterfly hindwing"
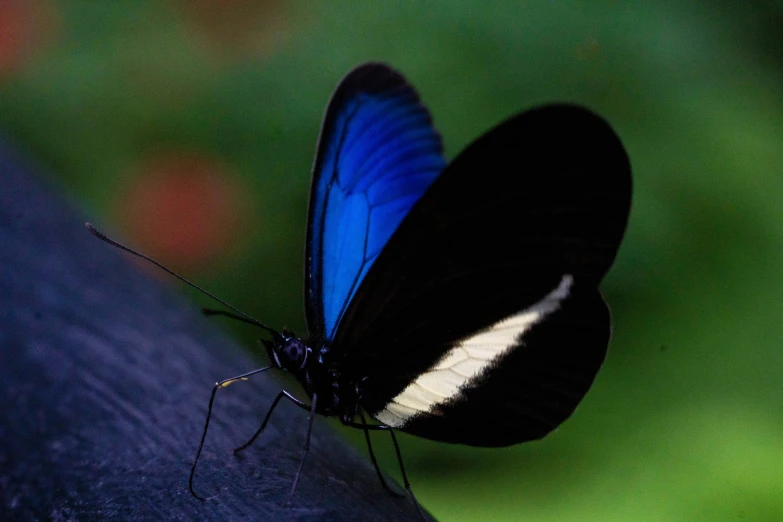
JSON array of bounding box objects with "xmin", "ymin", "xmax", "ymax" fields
[
  {"xmin": 305, "ymin": 63, "xmax": 446, "ymax": 342},
  {"xmin": 375, "ymin": 284, "xmax": 611, "ymax": 445},
  {"xmin": 329, "ymin": 104, "xmax": 631, "ymax": 445}
]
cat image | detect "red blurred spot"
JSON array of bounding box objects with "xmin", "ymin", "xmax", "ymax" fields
[
  {"xmin": 118, "ymin": 153, "xmax": 250, "ymax": 272},
  {"xmin": 0, "ymin": 0, "xmax": 58, "ymax": 78}
]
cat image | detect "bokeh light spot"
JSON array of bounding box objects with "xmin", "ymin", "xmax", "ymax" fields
[
  {"xmin": 117, "ymin": 152, "xmax": 251, "ymax": 272},
  {"xmin": 0, "ymin": 0, "xmax": 58, "ymax": 79}
]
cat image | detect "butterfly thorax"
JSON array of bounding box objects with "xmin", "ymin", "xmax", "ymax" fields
[{"xmin": 263, "ymin": 332, "xmax": 360, "ymax": 423}]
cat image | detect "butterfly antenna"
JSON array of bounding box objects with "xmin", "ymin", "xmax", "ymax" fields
[{"xmin": 85, "ymin": 222, "xmax": 281, "ymax": 340}]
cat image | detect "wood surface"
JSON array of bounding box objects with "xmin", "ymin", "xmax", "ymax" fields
[{"xmin": 0, "ymin": 137, "xmax": 432, "ymax": 521}]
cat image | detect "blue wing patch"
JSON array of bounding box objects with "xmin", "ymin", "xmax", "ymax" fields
[{"xmin": 306, "ymin": 64, "xmax": 446, "ymax": 342}]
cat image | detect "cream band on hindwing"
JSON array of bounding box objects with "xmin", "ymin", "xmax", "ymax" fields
[{"xmin": 374, "ymin": 274, "xmax": 575, "ymax": 428}]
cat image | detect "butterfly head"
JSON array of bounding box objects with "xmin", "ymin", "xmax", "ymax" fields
[{"xmin": 263, "ymin": 330, "xmax": 313, "ymax": 371}]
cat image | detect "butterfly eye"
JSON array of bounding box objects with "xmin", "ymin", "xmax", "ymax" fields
[{"xmin": 276, "ymin": 337, "xmax": 309, "ymax": 370}]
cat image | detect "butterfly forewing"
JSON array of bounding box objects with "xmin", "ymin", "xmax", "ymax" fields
[
  {"xmin": 305, "ymin": 63, "xmax": 446, "ymax": 342},
  {"xmin": 330, "ymin": 104, "xmax": 631, "ymax": 445}
]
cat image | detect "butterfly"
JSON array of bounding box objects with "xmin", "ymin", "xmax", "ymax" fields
[{"xmin": 89, "ymin": 61, "xmax": 631, "ymax": 520}]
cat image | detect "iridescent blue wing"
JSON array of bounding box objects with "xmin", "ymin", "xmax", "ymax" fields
[{"xmin": 305, "ymin": 63, "xmax": 446, "ymax": 342}]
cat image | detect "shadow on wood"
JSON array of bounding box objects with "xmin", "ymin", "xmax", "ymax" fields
[{"xmin": 0, "ymin": 137, "xmax": 433, "ymax": 521}]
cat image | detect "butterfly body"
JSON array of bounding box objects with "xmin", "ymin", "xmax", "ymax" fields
[{"xmin": 262, "ymin": 333, "xmax": 361, "ymax": 423}]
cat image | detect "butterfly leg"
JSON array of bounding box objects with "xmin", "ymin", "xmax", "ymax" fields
[
  {"xmin": 347, "ymin": 421, "xmax": 428, "ymax": 521},
  {"xmin": 358, "ymin": 409, "xmax": 404, "ymax": 497},
  {"xmin": 287, "ymin": 392, "xmax": 318, "ymax": 504},
  {"xmin": 189, "ymin": 366, "xmax": 274, "ymax": 500},
  {"xmin": 385, "ymin": 426, "xmax": 427, "ymax": 521},
  {"xmin": 234, "ymin": 390, "xmax": 310, "ymax": 453}
]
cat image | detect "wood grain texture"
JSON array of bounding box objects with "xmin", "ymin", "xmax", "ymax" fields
[{"xmin": 0, "ymin": 137, "xmax": 431, "ymax": 521}]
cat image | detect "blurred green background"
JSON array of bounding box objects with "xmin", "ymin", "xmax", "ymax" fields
[{"xmin": 3, "ymin": 1, "xmax": 783, "ymax": 520}]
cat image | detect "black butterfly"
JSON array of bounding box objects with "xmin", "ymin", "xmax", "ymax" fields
[{"xmin": 90, "ymin": 62, "xmax": 631, "ymax": 519}]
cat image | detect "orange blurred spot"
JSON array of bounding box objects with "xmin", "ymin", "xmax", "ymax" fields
[
  {"xmin": 0, "ymin": 0, "xmax": 58, "ymax": 78},
  {"xmin": 118, "ymin": 152, "xmax": 251, "ymax": 272},
  {"xmin": 575, "ymin": 37, "xmax": 601, "ymax": 61},
  {"xmin": 177, "ymin": 0, "xmax": 293, "ymax": 62}
]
